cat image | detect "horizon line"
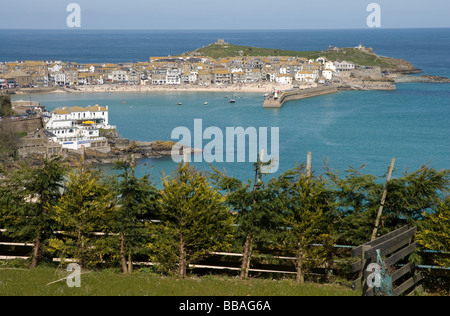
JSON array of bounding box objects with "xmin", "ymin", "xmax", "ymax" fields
[{"xmin": 1, "ymin": 26, "xmax": 450, "ymax": 31}]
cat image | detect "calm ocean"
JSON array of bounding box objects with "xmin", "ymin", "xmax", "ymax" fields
[{"xmin": 5, "ymin": 28, "xmax": 450, "ymax": 182}]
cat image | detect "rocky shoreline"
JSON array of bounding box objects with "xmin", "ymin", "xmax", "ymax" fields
[
  {"xmin": 337, "ymin": 79, "xmax": 396, "ymax": 91},
  {"xmin": 72, "ymin": 140, "xmax": 201, "ymax": 166},
  {"xmin": 2, "ymin": 129, "xmax": 199, "ymax": 169},
  {"xmin": 393, "ymin": 74, "xmax": 450, "ymax": 83}
]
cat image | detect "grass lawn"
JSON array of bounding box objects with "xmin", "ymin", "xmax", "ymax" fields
[{"xmin": 0, "ymin": 267, "xmax": 358, "ymax": 296}]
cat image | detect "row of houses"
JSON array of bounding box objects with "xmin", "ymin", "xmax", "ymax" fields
[{"xmin": 0, "ymin": 49, "xmax": 360, "ymax": 88}]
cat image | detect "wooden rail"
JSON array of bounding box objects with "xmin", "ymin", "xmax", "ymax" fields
[{"xmin": 1, "ymin": 227, "xmax": 444, "ymax": 290}]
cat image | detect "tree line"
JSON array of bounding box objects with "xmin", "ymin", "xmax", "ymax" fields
[{"xmin": 0, "ymin": 156, "xmax": 448, "ymax": 283}]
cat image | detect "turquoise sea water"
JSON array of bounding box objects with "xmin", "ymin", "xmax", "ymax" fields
[
  {"xmin": 6, "ymin": 28, "xmax": 450, "ymax": 182},
  {"xmin": 14, "ymin": 82, "xmax": 450, "ymax": 182}
]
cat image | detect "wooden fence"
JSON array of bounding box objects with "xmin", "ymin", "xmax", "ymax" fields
[
  {"xmin": 2, "ymin": 226, "xmax": 446, "ymax": 294},
  {"xmin": 0, "ymin": 228, "xmax": 350, "ymax": 279},
  {"xmin": 352, "ymin": 225, "xmax": 422, "ymax": 296}
]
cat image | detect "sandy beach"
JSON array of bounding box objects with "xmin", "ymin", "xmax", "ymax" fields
[
  {"xmin": 10, "ymin": 82, "xmax": 318, "ymax": 95},
  {"xmin": 70, "ymin": 83, "xmax": 315, "ymax": 94}
]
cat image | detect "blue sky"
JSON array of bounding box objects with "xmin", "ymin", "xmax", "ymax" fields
[{"xmin": 1, "ymin": 0, "xmax": 449, "ymax": 29}]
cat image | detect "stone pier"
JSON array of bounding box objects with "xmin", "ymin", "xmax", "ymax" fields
[{"xmin": 263, "ymin": 85, "xmax": 338, "ymax": 108}]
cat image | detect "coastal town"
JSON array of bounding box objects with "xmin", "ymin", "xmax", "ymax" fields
[
  {"xmin": 0, "ymin": 40, "xmax": 399, "ymax": 94},
  {"xmin": 0, "ymin": 40, "xmax": 438, "ymax": 164},
  {"xmin": 0, "ymin": 24, "xmax": 449, "ymax": 298}
]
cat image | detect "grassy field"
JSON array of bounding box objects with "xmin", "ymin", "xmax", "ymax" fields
[{"xmin": 0, "ymin": 267, "xmax": 358, "ymax": 296}]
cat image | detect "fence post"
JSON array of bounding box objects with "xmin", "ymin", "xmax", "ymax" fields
[
  {"xmin": 361, "ymin": 244, "xmax": 371, "ymax": 294},
  {"xmin": 371, "ymin": 158, "xmax": 395, "ymax": 241}
]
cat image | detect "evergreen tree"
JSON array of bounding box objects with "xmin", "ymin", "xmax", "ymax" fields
[
  {"xmin": 327, "ymin": 164, "xmax": 449, "ymax": 245},
  {"xmin": 416, "ymin": 196, "xmax": 450, "ymax": 268},
  {"xmin": 0, "ymin": 158, "xmax": 67, "ymax": 268},
  {"xmin": 282, "ymin": 166, "xmax": 337, "ymax": 284},
  {"xmin": 154, "ymin": 163, "xmax": 234, "ymax": 278},
  {"xmin": 110, "ymin": 157, "xmax": 158, "ymax": 273},
  {"xmin": 49, "ymin": 164, "xmax": 114, "ymax": 268},
  {"xmin": 211, "ymin": 160, "xmax": 290, "ymax": 280},
  {"xmin": 326, "ymin": 166, "xmax": 381, "ymax": 245},
  {"xmin": 383, "ymin": 165, "xmax": 450, "ymax": 226}
]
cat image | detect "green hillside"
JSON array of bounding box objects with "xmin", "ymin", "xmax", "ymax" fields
[
  {"xmin": 185, "ymin": 43, "xmax": 419, "ymax": 73},
  {"xmin": 187, "ymin": 43, "xmax": 313, "ymax": 59}
]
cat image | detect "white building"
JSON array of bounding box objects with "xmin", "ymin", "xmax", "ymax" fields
[
  {"xmin": 316, "ymin": 56, "xmax": 327, "ymax": 64},
  {"xmin": 112, "ymin": 69, "xmax": 128, "ymax": 83},
  {"xmin": 334, "ymin": 60, "xmax": 355, "ymax": 72},
  {"xmin": 128, "ymin": 70, "xmax": 140, "ymax": 85},
  {"xmin": 45, "ymin": 105, "xmax": 114, "ymax": 150},
  {"xmin": 166, "ymin": 68, "xmax": 181, "ymax": 85},
  {"xmin": 322, "ymin": 68, "xmax": 335, "ymax": 81},
  {"xmin": 266, "ymin": 71, "xmax": 277, "ymax": 82},
  {"xmin": 275, "ymin": 74, "xmax": 292, "ymax": 85},
  {"xmin": 181, "ymin": 71, "xmax": 197, "ymax": 84},
  {"xmin": 295, "ymin": 70, "xmax": 318, "ymax": 82},
  {"xmin": 324, "ymin": 61, "xmax": 337, "ymax": 72},
  {"xmin": 55, "ymin": 72, "xmax": 66, "ymax": 86},
  {"xmin": 48, "ymin": 63, "xmax": 62, "ymax": 73}
]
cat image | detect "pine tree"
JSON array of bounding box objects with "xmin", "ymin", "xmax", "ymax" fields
[
  {"xmin": 383, "ymin": 165, "xmax": 450, "ymax": 226},
  {"xmin": 0, "ymin": 158, "xmax": 67, "ymax": 268},
  {"xmin": 211, "ymin": 160, "xmax": 290, "ymax": 280},
  {"xmin": 49, "ymin": 164, "xmax": 114, "ymax": 268},
  {"xmin": 110, "ymin": 157, "xmax": 158, "ymax": 274},
  {"xmin": 416, "ymin": 196, "xmax": 450, "ymax": 268},
  {"xmin": 326, "ymin": 166, "xmax": 381, "ymax": 245},
  {"xmin": 327, "ymin": 164, "xmax": 449, "ymax": 245},
  {"xmin": 155, "ymin": 163, "xmax": 234, "ymax": 278},
  {"xmin": 282, "ymin": 166, "xmax": 337, "ymax": 284}
]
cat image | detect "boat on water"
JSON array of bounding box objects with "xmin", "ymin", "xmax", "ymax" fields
[
  {"xmin": 177, "ymin": 102, "xmax": 183, "ymax": 105},
  {"xmin": 204, "ymin": 101, "xmax": 208, "ymax": 105},
  {"xmin": 121, "ymin": 101, "xmax": 127, "ymax": 104},
  {"xmin": 228, "ymin": 94, "xmax": 235, "ymax": 103}
]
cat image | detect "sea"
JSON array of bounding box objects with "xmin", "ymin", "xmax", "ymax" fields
[{"xmin": 3, "ymin": 28, "xmax": 450, "ymax": 183}]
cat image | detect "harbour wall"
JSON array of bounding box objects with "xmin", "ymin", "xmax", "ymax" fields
[
  {"xmin": 0, "ymin": 116, "xmax": 43, "ymax": 134},
  {"xmin": 263, "ymin": 85, "xmax": 338, "ymax": 108}
]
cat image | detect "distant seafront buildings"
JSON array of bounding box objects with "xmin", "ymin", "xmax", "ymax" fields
[{"xmin": 0, "ymin": 41, "xmax": 377, "ymax": 89}]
